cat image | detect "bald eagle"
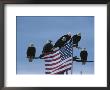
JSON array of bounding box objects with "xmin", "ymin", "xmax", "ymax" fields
[
  {"xmin": 39, "ymin": 40, "xmax": 53, "ymax": 59},
  {"xmin": 71, "ymin": 33, "xmax": 81, "ymax": 48},
  {"xmin": 80, "ymin": 48, "xmax": 88, "ymax": 65},
  {"xmin": 27, "ymin": 44, "xmax": 36, "ymax": 62},
  {"xmin": 54, "ymin": 33, "xmax": 71, "ymax": 49}
]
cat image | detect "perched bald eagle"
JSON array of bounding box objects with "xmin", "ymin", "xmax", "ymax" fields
[
  {"xmin": 54, "ymin": 32, "xmax": 71, "ymax": 49},
  {"xmin": 71, "ymin": 33, "xmax": 81, "ymax": 48},
  {"xmin": 39, "ymin": 40, "xmax": 53, "ymax": 59},
  {"xmin": 80, "ymin": 48, "xmax": 88, "ymax": 65},
  {"xmin": 27, "ymin": 43, "xmax": 36, "ymax": 62}
]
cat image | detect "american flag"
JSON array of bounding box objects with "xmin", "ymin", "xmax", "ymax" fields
[{"xmin": 43, "ymin": 41, "xmax": 73, "ymax": 74}]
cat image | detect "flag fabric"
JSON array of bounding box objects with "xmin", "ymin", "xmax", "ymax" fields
[{"xmin": 43, "ymin": 41, "xmax": 73, "ymax": 74}]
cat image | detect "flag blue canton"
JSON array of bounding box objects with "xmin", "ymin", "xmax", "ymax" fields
[{"xmin": 60, "ymin": 41, "xmax": 73, "ymax": 60}]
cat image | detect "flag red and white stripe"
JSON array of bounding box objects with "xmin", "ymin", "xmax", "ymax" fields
[{"xmin": 43, "ymin": 41, "xmax": 73, "ymax": 74}]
